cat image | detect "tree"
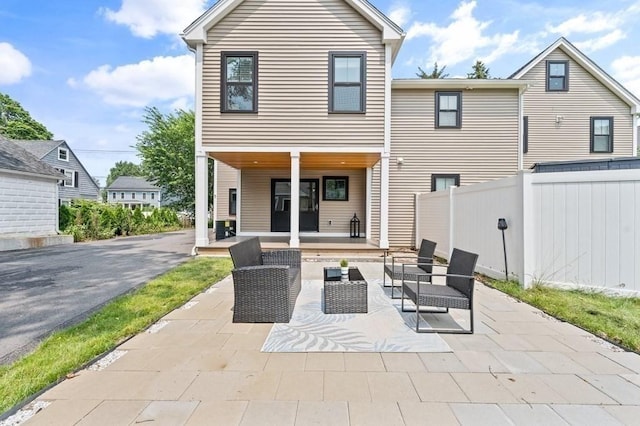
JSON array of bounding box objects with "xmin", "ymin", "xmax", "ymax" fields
[
  {"xmin": 136, "ymin": 107, "xmax": 212, "ymax": 213},
  {"xmin": 0, "ymin": 93, "xmax": 54, "ymax": 140},
  {"xmin": 416, "ymin": 62, "xmax": 449, "ymax": 79},
  {"xmin": 467, "ymin": 60, "xmax": 491, "ymax": 79},
  {"xmin": 105, "ymin": 161, "xmax": 143, "ymax": 188}
]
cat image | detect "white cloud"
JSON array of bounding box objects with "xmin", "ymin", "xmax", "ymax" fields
[
  {"xmin": 388, "ymin": 3, "xmax": 411, "ymax": 28},
  {"xmin": 0, "ymin": 42, "xmax": 32, "ymax": 85},
  {"xmin": 546, "ymin": 12, "xmax": 622, "ymax": 35},
  {"xmin": 71, "ymin": 55, "xmax": 195, "ymax": 107},
  {"xmin": 611, "ymin": 56, "xmax": 640, "ymax": 99},
  {"xmin": 406, "ymin": 1, "xmax": 519, "ymax": 67},
  {"xmin": 101, "ymin": 0, "xmax": 208, "ymax": 38},
  {"xmin": 574, "ymin": 29, "xmax": 626, "ymax": 53}
]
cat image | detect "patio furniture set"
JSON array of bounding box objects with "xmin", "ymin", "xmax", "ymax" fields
[{"xmin": 228, "ymin": 236, "xmax": 478, "ymax": 334}]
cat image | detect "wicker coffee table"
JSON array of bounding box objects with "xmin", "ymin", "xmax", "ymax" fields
[{"xmin": 323, "ymin": 267, "xmax": 368, "ymax": 314}]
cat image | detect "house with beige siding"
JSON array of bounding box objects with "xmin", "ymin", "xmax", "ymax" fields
[
  {"xmin": 510, "ymin": 37, "xmax": 639, "ymax": 168},
  {"xmin": 182, "ymin": 1, "xmax": 639, "ymax": 250}
]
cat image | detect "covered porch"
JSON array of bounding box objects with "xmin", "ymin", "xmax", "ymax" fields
[
  {"xmin": 194, "ymin": 148, "xmax": 391, "ymax": 251},
  {"xmin": 197, "ymin": 235, "xmax": 385, "ymax": 257}
]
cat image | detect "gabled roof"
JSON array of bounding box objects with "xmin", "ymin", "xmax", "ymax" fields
[
  {"xmin": 107, "ymin": 176, "xmax": 160, "ymax": 191},
  {"xmin": 510, "ymin": 37, "xmax": 640, "ymax": 113},
  {"xmin": 14, "ymin": 139, "xmax": 101, "ymax": 191},
  {"xmin": 0, "ymin": 137, "xmax": 63, "ymax": 179},
  {"xmin": 182, "ymin": 0, "xmax": 405, "ymax": 61}
]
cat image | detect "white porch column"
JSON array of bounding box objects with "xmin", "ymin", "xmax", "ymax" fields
[
  {"xmin": 379, "ymin": 152, "xmax": 390, "ymax": 249},
  {"xmin": 366, "ymin": 167, "xmax": 372, "ymax": 240},
  {"xmin": 290, "ymin": 151, "xmax": 300, "ymax": 248},
  {"xmin": 195, "ymin": 152, "xmax": 209, "ymax": 247}
]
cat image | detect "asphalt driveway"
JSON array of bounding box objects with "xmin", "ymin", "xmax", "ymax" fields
[{"xmin": 0, "ymin": 229, "xmax": 196, "ymax": 364}]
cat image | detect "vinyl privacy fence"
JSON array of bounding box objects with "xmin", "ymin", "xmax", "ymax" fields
[{"xmin": 415, "ymin": 170, "xmax": 640, "ymax": 296}]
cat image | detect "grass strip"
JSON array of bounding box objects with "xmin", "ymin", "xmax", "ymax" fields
[
  {"xmin": 485, "ymin": 279, "xmax": 640, "ymax": 353},
  {"xmin": 0, "ymin": 257, "xmax": 232, "ymax": 415}
]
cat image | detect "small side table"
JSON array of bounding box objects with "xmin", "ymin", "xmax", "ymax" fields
[{"xmin": 323, "ymin": 267, "xmax": 368, "ymax": 314}]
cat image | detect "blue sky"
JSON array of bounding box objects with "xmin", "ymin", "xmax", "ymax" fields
[{"xmin": 1, "ymin": 0, "xmax": 639, "ymax": 184}]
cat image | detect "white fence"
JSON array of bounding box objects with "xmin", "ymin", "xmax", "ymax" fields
[{"xmin": 415, "ymin": 170, "xmax": 640, "ymax": 296}]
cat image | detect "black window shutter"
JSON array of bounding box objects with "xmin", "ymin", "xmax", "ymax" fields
[
  {"xmin": 58, "ymin": 168, "xmax": 64, "ymax": 186},
  {"xmin": 74, "ymin": 171, "xmax": 79, "ymax": 188}
]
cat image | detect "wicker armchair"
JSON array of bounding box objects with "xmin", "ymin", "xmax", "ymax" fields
[
  {"xmin": 383, "ymin": 239, "xmax": 437, "ymax": 299},
  {"xmin": 229, "ymin": 237, "xmax": 301, "ymax": 323},
  {"xmin": 401, "ymin": 248, "xmax": 478, "ymax": 334}
]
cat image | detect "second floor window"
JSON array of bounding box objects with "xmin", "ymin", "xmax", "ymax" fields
[
  {"xmin": 151, "ymin": 192, "xmax": 155, "ymax": 200},
  {"xmin": 58, "ymin": 147, "xmax": 68, "ymax": 161},
  {"xmin": 436, "ymin": 92, "xmax": 461, "ymax": 128},
  {"xmin": 121, "ymin": 192, "xmax": 124, "ymax": 199},
  {"xmin": 547, "ymin": 60, "xmax": 568, "ymax": 91},
  {"xmin": 112, "ymin": 192, "xmax": 116, "ymax": 200},
  {"xmin": 131, "ymin": 192, "xmax": 136, "ymax": 199},
  {"xmin": 143, "ymin": 192, "xmax": 147, "ymax": 200},
  {"xmin": 221, "ymin": 52, "xmax": 258, "ymax": 112},
  {"xmin": 329, "ymin": 52, "xmax": 366, "ymax": 113}
]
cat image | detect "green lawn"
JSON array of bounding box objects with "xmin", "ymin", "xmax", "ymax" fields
[
  {"xmin": 0, "ymin": 257, "xmax": 233, "ymax": 415},
  {"xmin": 485, "ymin": 279, "xmax": 640, "ymax": 353}
]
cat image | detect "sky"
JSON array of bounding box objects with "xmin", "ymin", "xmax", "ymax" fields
[{"xmin": 1, "ymin": 0, "xmax": 639, "ymax": 185}]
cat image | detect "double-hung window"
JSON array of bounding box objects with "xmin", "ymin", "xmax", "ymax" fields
[
  {"xmin": 221, "ymin": 52, "xmax": 258, "ymax": 112},
  {"xmin": 329, "ymin": 52, "xmax": 366, "ymax": 113},
  {"xmin": 436, "ymin": 92, "xmax": 461, "ymax": 128},
  {"xmin": 58, "ymin": 147, "xmax": 68, "ymax": 161},
  {"xmin": 590, "ymin": 117, "xmax": 613, "ymax": 153},
  {"xmin": 547, "ymin": 60, "xmax": 568, "ymax": 91}
]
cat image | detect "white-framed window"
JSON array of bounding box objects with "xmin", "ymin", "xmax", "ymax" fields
[
  {"xmin": 142, "ymin": 192, "xmax": 147, "ymax": 200},
  {"xmin": 121, "ymin": 192, "xmax": 125, "ymax": 199},
  {"xmin": 131, "ymin": 192, "xmax": 136, "ymax": 199},
  {"xmin": 151, "ymin": 192, "xmax": 155, "ymax": 200},
  {"xmin": 58, "ymin": 147, "xmax": 69, "ymax": 161},
  {"xmin": 63, "ymin": 170, "xmax": 74, "ymax": 187},
  {"xmin": 112, "ymin": 192, "xmax": 116, "ymax": 200}
]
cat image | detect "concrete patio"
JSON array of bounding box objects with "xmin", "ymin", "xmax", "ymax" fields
[{"xmin": 18, "ymin": 261, "xmax": 640, "ymax": 425}]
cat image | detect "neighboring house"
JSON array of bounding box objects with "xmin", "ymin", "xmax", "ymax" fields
[
  {"xmin": 106, "ymin": 176, "xmax": 161, "ymax": 209},
  {"xmin": 0, "ymin": 137, "xmax": 62, "ymax": 237},
  {"xmin": 182, "ymin": 0, "xmax": 640, "ymax": 249},
  {"xmin": 13, "ymin": 139, "xmax": 101, "ymax": 205},
  {"xmin": 510, "ymin": 37, "xmax": 639, "ymax": 168}
]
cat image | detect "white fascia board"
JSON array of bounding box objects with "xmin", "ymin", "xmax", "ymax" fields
[
  {"xmin": 392, "ymin": 79, "xmax": 533, "ymax": 91},
  {"xmin": 181, "ymin": 0, "xmax": 244, "ymax": 47},
  {"xmin": 203, "ymin": 146, "xmax": 385, "ymax": 154},
  {"xmin": 0, "ymin": 168, "xmax": 61, "ymax": 181}
]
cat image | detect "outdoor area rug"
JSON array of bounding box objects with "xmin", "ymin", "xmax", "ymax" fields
[{"xmin": 261, "ymin": 278, "xmax": 452, "ymax": 352}]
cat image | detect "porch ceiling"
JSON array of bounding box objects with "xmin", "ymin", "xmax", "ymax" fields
[{"xmin": 211, "ymin": 152, "xmax": 381, "ymax": 170}]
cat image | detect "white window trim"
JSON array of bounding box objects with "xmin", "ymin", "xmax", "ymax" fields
[
  {"xmin": 58, "ymin": 147, "xmax": 69, "ymax": 162},
  {"xmin": 63, "ymin": 170, "xmax": 74, "ymax": 187}
]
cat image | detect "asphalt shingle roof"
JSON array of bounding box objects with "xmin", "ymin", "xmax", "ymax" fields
[
  {"xmin": 107, "ymin": 176, "xmax": 160, "ymax": 191},
  {"xmin": 0, "ymin": 137, "xmax": 64, "ymax": 178},
  {"xmin": 10, "ymin": 139, "xmax": 62, "ymax": 159}
]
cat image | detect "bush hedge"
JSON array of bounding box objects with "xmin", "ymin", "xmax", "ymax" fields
[{"xmin": 60, "ymin": 200, "xmax": 182, "ymax": 242}]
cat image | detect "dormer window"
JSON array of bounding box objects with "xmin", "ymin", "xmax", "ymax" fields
[
  {"xmin": 58, "ymin": 147, "xmax": 69, "ymax": 161},
  {"xmin": 547, "ymin": 60, "xmax": 568, "ymax": 91}
]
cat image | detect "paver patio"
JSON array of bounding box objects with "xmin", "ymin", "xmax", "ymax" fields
[{"xmin": 16, "ymin": 261, "xmax": 640, "ymax": 425}]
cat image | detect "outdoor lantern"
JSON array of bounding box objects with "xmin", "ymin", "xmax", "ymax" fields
[
  {"xmin": 497, "ymin": 218, "xmax": 508, "ymax": 281},
  {"xmin": 350, "ymin": 213, "xmax": 361, "ymax": 238}
]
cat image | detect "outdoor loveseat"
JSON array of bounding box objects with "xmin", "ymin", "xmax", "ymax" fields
[{"xmin": 228, "ymin": 237, "xmax": 301, "ymax": 323}]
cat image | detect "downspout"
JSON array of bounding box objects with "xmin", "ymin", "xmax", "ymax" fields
[
  {"xmin": 632, "ymin": 110, "xmax": 638, "ymax": 157},
  {"xmin": 517, "ymin": 86, "xmax": 524, "ymax": 171}
]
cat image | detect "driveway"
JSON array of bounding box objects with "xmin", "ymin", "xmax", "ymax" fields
[{"xmin": 0, "ymin": 229, "xmax": 196, "ymax": 364}]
